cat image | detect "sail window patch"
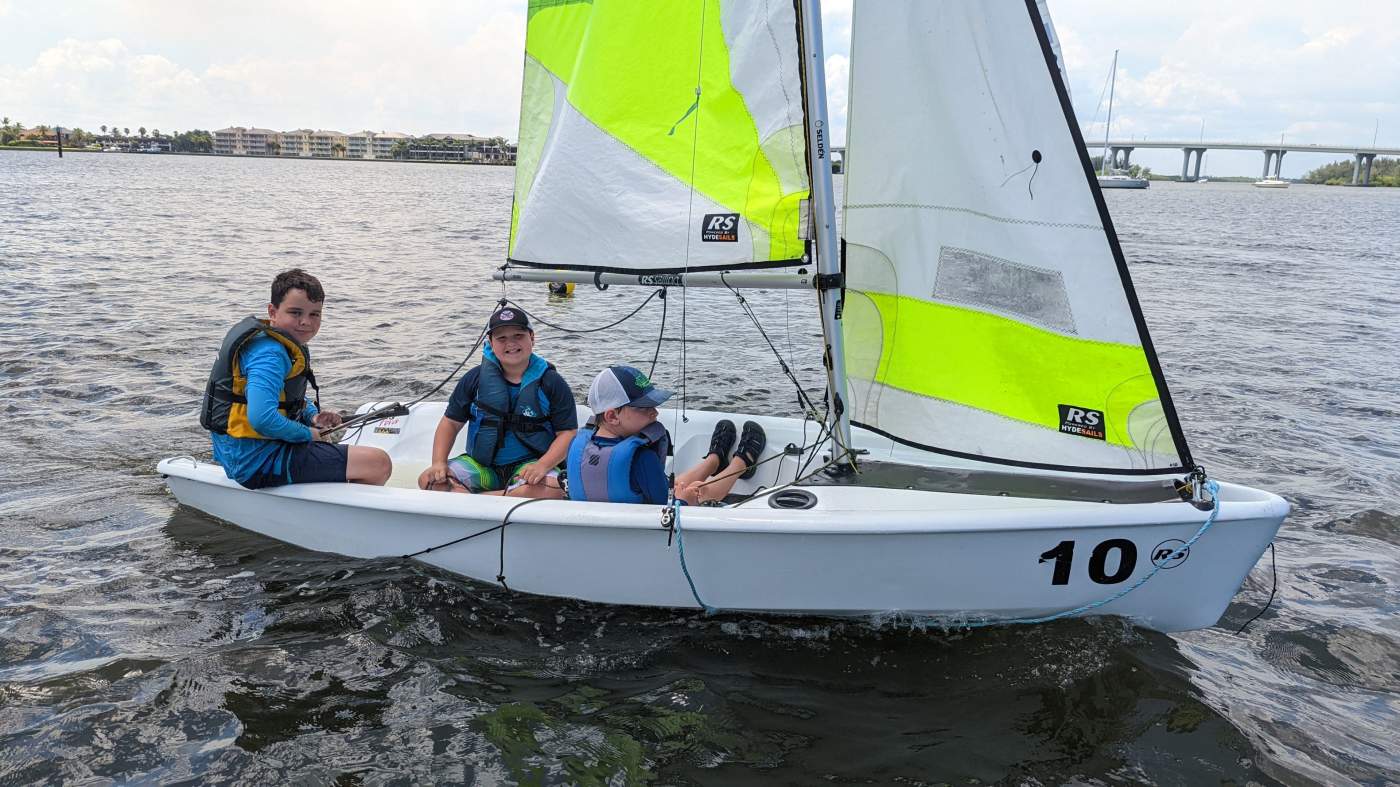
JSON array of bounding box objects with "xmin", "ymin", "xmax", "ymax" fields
[{"xmin": 933, "ymin": 247, "xmax": 1076, "ymax": 333}]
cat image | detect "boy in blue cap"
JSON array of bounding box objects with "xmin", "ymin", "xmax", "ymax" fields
[{"xmin": 566, "ymin": 366, "xmax": 766, "ymax": 505}]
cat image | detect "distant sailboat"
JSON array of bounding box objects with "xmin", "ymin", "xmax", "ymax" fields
[
  {"xmin": 1097, "ymin": 50, "xmax": 1148, "ymax": 189},
  {"xmin": 1255, "ymin": 132, "xmax": 1291, "ymax": 187}
]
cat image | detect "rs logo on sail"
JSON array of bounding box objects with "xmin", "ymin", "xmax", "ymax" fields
[
  {"xmin": 1057, "ymin": 404, "xmax": 1105, "ymax": 440},
  {"xmin": 701, "ymin": 213, "xmax": 739, "ymax": 242}
]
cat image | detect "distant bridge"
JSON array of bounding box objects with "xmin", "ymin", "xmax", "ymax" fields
[
  {"xmin": 830, "ymin": 142, "xmax": 1398, "ymax": 184},
  {"xmin": 1085, "ymin": 140, "xmax": 1398, "ymax": 184}
]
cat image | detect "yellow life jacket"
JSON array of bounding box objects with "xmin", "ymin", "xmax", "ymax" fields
[{"xmin": 200, "ymin": 316, "xmax": 318, "ymax": 438}]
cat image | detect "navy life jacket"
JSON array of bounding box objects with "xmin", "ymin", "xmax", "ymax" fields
[
  {"xmin": 201, "ymin": 316, "xmax": 319, "ymax": 438},
  {"xmin": 567, "ymin": 421, "xmax": 671, "ymax": 504},
  {"xmin": 467, "ymin": 349, "xmax": 556, "ymax": 466}
]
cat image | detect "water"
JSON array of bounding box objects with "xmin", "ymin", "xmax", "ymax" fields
[{"xmin": 2, "ymin": 150, "xmax": 1398, "ymax": 784}]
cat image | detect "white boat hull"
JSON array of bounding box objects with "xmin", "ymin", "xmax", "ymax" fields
[
  {"xmin": 1097, "ymin": 176, "xmax": 1150, "ymax": 189},
  {"xmin": 1253, "ymin": 179, "xmax": 1290, "ymax": 188},
  {"xmin": 160, "ymin": 404, "xmax": 1287, "ymax": 633}
]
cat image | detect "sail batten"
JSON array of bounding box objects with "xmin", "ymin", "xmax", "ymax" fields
[
  {"xmin": 840, "ymin": 0, "xmax": 1193, "ymax": 475},
  {"xmin": 509, "ymin": 0, "xmax": 812, "ymax": 273}
]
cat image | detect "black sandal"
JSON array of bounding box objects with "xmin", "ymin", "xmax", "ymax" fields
[
  {"xmin": 706, "ymin": 419, "xmax": 736, "ymax": 464},
  {"xmin": 734, "ymin": 421, "xmax": 767, "ymax": 480}
]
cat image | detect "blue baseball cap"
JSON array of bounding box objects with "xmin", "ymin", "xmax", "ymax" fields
[{"xmin": 588, "ymin": 366, "xmax": 673, "ymax": 412}]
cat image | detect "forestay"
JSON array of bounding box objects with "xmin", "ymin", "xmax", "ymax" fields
[
  {"xmin": 510, "ymin": 0, "xmax": 812, "ymax": 273},
  {"xmin": 840, "ymin": 0, "xmax": 1193, "ymax": 475}
]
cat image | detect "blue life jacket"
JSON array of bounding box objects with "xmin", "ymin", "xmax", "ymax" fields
[
  {"xmin": 467, "ymin": 347, "xmax": 556, "ymax": 466},
  {"xmin": 567, "ymin": 421, "xmax": 671, "ymax": 504}
]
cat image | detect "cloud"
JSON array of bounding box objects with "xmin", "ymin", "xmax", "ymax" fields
[
  {"xmin": 825, "ymin": 54, "xmax": 849, "ymax": 144},
  {"xmin": 0, "ymin": 2, "xmax": 526, "ymax": 136},
  {"xmin": 2, "ymin": 0, "xmax": 1396, "ymax": 176},
  {"xmin": 0, "ymin": 38, "xmax": 207, "ymax": 131}
]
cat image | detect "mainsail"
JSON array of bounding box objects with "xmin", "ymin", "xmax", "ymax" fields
[
  {"xmin": 510, "ymin": 0, "xmax": 812, "ymax": 273},
  {"xmin": 840, "ymin": 0, "xmax": 1193, "ymax": 474}
]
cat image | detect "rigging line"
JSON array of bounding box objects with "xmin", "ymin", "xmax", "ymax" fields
[
  {"xmin": 648, "ymin": 287, "xmax": 669, "ymax": 378},
  {"xmin": 1233, "ymin": 541, "xmax": 1279, "ymax": 635},
  {"xmin": 956, "ymin": 480, "xmax": 1225, "ymax": 629},
  {"xmin": 398, "ymin": 495, "xmax": 548, "ymax": 574},
  {"xmin": 668, "ymin": 501, "xmax": 718, "ymax": 614},
  {"xmin": 1086, "ymin": 57, "xmax": 1114, "ymax": 140},
  {"xmin": 496, "ymin": 496, "xmax": 550, "ymax": 590},
  {"xmin": 719, "ymin": 273, "xmax": 825, "ymax": 418},
  {"xmin": 723, "ymin": 447, "xmax": 845, "ymax": 508},
  {"xmin": 819, "ymin": 286, "xmax": 858, "ymax": 472},
  {"xmin": 692, "ymin": 438, "xmax": 804, "ymax": 490},
  {"xmin": 341, "ymin": 318, "xmax": 492, "ymax": 439},
  {"xmin": 676, "ymin": 0, "xmax": 709, "ymax": 429},
  {"xmin": 795, "ymin": 400, "xmax": 833, "ymax": 479},
  {"xmin": 500, "ymin": 290, "xmax": 663, "ymax": 334}
]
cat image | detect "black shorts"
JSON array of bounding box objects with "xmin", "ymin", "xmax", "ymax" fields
[{"xmin": 244, "ymin": 442, "xmax": 349, "ymax": 489}]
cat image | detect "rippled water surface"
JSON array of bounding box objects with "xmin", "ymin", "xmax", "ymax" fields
[{"xmin": 2, "ymin": 150, "xmax": 1398, "ymax": 784}]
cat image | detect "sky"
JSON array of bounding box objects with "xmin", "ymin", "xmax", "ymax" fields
[{"xmin": 2, "ymin": 1, "xmax": 1396, "ymax": 177}]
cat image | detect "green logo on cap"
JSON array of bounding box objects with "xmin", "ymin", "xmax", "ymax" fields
[{"xmin": 633, "ymin": 372, "xmax": 651, "ymax": 389}]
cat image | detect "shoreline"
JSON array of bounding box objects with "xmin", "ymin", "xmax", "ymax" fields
[{"xmin": 0, "ymin": 146, "xmax": 514, "ymax": 166}]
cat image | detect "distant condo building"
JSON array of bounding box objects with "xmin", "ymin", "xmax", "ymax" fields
[
  {"xmin": 212, "ymin": 126, "xmax": 511, "ymax": 163},
  {"xmin": 348, "ymin": 130, "xmax": 411, "ymax": 159},
  {"xmin": 213, "ymin": 127, "xmax": 277, "ymax": 156},
  {"xmin": 278, "ymin": 129, "xmax": 312, "ymax": 157}
]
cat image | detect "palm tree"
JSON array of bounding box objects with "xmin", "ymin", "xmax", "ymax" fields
[
  {"xmin": 151, "ymin": 128, "xmax": 160, "ymax": 138},
  {"xmin": 100, "ymin": 124, "xmax": 107, "ymax": 135},
  {"xmin": 331, "ymin": 141, "xmax": 346, "ymax": 158},
  {"xmin": 138, "ymin": 126, "xmax": 147, "ymax": 138},
  {"xmin": 123, "ymin": 127, "xmax": 130, "ymax": 137}
]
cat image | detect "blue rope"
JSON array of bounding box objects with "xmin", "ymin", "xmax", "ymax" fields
[
  {"xmin": 959, "ymin": 479, "xmax": 1224, "ymax": 629},
  {"xmin": 671, "ymin": 501, "xmax": 718, "ymax": 615}
]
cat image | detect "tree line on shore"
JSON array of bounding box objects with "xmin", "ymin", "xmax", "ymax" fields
[
  {"xmin": 1303, "ymin": 158, "xmax": 1399, "ymax": 186},
  {"xmin": 1, "ymin": 116, "xmax": 214, "ymax": 152}
]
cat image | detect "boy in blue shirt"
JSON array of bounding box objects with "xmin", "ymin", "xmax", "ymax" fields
[
  {"xmin": 418, "ymin": 306, "xmax": 578, "ymax": 498},
  {"xmin": 203, "ymin": 269, "xmax": 392, "ymax": 489},
  {"xmin": 566, "ymin": 366, "xmax": 766, "ymax": 505}
]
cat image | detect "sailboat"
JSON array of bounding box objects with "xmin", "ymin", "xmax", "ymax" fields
[
  {"xmin": 160, "ymin": 0, "xmax": 1286, "ymax": 633},
  {"xmin": 1096, "ymin": 50, "xmax": 1149, "ymax": 189}
]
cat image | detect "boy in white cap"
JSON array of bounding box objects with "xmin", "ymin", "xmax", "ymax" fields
[{"xmin": 566, "ymin": 366, "xmax": 766, "ymax": 505}]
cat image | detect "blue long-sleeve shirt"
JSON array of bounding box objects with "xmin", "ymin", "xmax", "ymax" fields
[{"xmin": 210, "ymin": 335, "xmax": 318, "ymax": 485}]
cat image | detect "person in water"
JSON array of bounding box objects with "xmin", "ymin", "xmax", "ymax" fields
[
  {"xmin": 566, "ymin": 366, "xmax": 766, "ymax": 505},
  {"xmin": 202, "ymin": 268, "xmax": 392, "ymax": 489},
  {"xmin": 418, "ymin": 306, "xmax": 578, "ymax": 498}
]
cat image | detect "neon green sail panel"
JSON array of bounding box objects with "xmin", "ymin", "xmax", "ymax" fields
[
  {"xmin": 841, "ymin": 0, "xmax": 1191, "ymax": 473},
  {"xmin": 510, "ymin": 0, "xmax": 811, "ymax": 272}
]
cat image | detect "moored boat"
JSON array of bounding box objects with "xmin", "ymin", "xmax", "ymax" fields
[{"xmin": 1098, "ymin": 174, "xmax": 1150, "ymax": 189}]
